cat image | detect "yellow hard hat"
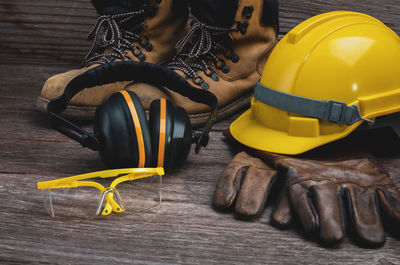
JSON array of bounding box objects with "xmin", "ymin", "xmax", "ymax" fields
[{"xmin": 230, "ymin": 11, "xmax": 400, "ymax": 155}]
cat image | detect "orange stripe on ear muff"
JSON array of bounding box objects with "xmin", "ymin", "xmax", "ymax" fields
[
  {"xmin": 157, "ymin": 98, "xmax": 166, "ymax": 168},
  {"xmin": 119, "ymin": 91, "xmax": 145, "ymax": 168}
]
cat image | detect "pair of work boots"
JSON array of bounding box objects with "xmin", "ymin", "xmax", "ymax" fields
[{"xmin": 37, "ymin": 0, "xmax": 279, "ymax": 126}]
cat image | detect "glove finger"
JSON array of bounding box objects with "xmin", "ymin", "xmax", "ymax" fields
[
  {"xmin": 213, "ymin": 152, "xmax": 250, "ymax": 209},
  {"xmin": 310, "ymin": 182, "xmax": 345, "ymax": 245},
  {"xmin": 345, "ymin": 186, "xmax": 385, "ymax": 247},
  {"xmin": 288, "ymin": 183, "xmax": 319, "ymax": 236},
  {"xmin": 376, "ymin": 187, "xmax": 400, "ymax": 237},
  {"xmin": 235, "ymin": 165, "xmax": 278, "ymax": 218},
  {"xmin": 270, "ymin": 187, "xmax": 293, "ymax": 228}
]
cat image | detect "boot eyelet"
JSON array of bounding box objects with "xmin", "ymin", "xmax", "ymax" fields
[
  {"xmin": 240, "ymin": 21, "xmax": 248, "ymax": 34},
  {"xmin": 234, "ymin": 21, "xmax": 248, "ymax": 35},
  {"xmin": 140, "ymin": 37, "xmax": 153, "ymax": 52},
  {"xmin": 216, "ymin": 59, "xmax": 230, "ymax": 74},
  {"xmin": 138, "ymin": 54, "xmax": 146, "ymax": 61},
  {"xmin": 193, "ymin": 76, "xmax": 204, "ymax": 86},
  {"xmin": 211, "ymin": 73, "xmax": 219, "ymax": 81},
  {"xmin": 231, "ymin": 54, "xmax": 239, "ymax": 63},
  {"xmin": 222, "ymin": 65, "xmax": 230, "ymax": 74},
  {"xmin": 225, "ymin": 49, "xmax": 239, "ymax": 63},
  {"xmin": 205, "ymin": 68, "xmax": 220, "ymax": 82},
  {"xmin": 133, "ymin": 47, "xmax": 146, "ymax": 61},
  {"xmin": 145, "ymin": 43, "xmax": 153, "ymax": 52},
  {"xmin": 193, "ymin": 76, "xmax": 209, "ymax": 89},
  {"xmin": 201, "ymin": 82, "xmax": 209, "ymax": 89},
  {"xmin": 242, "ymin": 6, "xmax": 254, "ymax": 19}
]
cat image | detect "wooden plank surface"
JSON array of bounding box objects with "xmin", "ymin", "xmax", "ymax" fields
[
  {"xmin": 1, "ymin": 0, "xmax": 400, "ymax": 66},
  {"xmin": 0, "ymin": 0, "xmax": 400, "ymax": 264}
]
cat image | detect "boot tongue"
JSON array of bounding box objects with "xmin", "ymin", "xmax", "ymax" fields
[
  {"xmin": 91, "ymin": 0, "xmax": 145, "ymax": 15},
  {"xmin": 191, "ymin": 0, "xmax": 238, "ymax": 27}
]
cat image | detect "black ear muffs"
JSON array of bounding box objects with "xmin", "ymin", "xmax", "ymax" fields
[
  {"xmin": 94, "ymin": 93, "xmax": 192, "ymax": 171},
  {"xmin": 47, "ymin": 61, "xmax": 218, "ymax": 172},
  {"xmin": 94, "ymin": 91, "xmax": 153, "ymax": 169}
]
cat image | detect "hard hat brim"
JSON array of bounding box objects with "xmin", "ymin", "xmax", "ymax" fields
[{"xmin": 230, "ymin": 109, "xmax": 362, "ymax": 155}]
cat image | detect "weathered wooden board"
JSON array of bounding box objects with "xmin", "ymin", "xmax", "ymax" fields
[
  {"xmin": 0, "ymin": 63, "xmax": 400, "ymax": 265},
  {"xmin": 1, "ymin": 0, "xmax": 399, "ymax": 65},
  {"xmin": 2, "ymin": 171, "xmax": 400, "ymax": 265},
  {"xmin": 1, "ymin": 1, "xmax": 400, "ymax": 264}
]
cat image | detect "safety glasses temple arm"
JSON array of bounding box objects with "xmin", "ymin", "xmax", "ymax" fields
[
  {"xmin": 109, "ymin": 168, "xmax": 164, "ymax": 189},
  {"xmin": 37, "ymin": 168, "xmax": 163, "ymax": 190},
  {"xmin": 36, "ymin": 169, "xmax": 131, "ymax": 190},
  {"xmin": 37, "ymin": 179, "xmax": 106, "ymax": 191}
]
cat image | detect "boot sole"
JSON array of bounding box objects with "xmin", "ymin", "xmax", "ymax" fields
[{"xmin": 36, "ymin": 92, "xmax": 253, "ymax": 127}]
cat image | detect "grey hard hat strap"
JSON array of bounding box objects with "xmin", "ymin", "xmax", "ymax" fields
[{"xmin": 254, "ymin": 81, "xmax": 374, "ymax": 126}]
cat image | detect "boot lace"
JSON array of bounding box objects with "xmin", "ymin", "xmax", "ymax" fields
[
  {"xmin": 82, "ymin": 10, "xmax": 148, "ymax": 66},
  {"xmin": 167, "ymin": 16, "xmax": 236, "ymax": 89}
]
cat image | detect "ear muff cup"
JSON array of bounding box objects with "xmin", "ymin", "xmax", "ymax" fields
[
  {"xmin": 168, "ymin": 104, "xmax": 193, "ymax": 170},
  {"xmin": 149, "ymin": 99, "xmax": 192, "ymax": 172},
  {"xmin": 93, "ymin": 91, "xmax": 153, "ymax": 168}
]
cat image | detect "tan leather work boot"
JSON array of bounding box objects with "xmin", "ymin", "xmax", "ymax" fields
[
  {"xmin": 36, "ymin": 0, "xmax": 189, "ymax": 119},
  {"xmin": 126, "ymin": 0, "xmax": 279, "ymax": 126}
]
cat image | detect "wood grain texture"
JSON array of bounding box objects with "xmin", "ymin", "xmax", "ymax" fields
[
  {"xmin": 1, "ymin": 0, "xmax": 400, "ymax": 66},
  {"xmin": 0, "ymin": 1, "xmax": 400, "ymax": 264},
  {"xmin": 1, "ymin": 63, "xmax": 400, "ymax": 265}
]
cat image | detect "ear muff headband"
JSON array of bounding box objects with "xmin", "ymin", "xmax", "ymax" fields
[
  {"xmin": 157, "ymin": 98, "xmax": 167, "ymax": 168},
  {"xmin": 47, "ymin": 61, "xmax": 218, "ymax": 152},
  {"xmin": 119, "ymin": 90, "xmax": 146, "ymax": 168}
]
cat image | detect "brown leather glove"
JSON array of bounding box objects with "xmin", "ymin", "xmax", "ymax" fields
[
  {"xmin": 260, "ymin": 152, "xmax": 400, "ymax": 247},
  {"xmin": 214, "ymin": 151, "xmax": 400, "ymax": 247},
  {"xmin": 215, "ymin": 129, "xmax": 400, "ymax": 247},
  {"xmin": 213, "ymin": 151, "xmax": 292, "ymax": 224}
]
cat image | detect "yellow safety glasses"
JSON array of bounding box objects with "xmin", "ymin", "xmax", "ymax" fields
[{"xmin": 37, "ymin": 167, "xmax": 164, "ymax": 219}]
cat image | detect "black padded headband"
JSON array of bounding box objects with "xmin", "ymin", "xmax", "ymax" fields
[{"xmin": 47, "ymin": 61, "xmax": 218, "ymax": 152}]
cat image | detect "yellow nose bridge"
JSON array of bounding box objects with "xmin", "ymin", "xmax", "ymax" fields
[{"xmin": 101, "ymin": 191, "xmax": 124, "ymax": 216}]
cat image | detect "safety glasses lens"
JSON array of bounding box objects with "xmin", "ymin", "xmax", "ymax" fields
[
  {"xmin": 115, "ymin": 174, "xmax": 162, "ymax": 214},
  {"xmin": 42, "ymin": 187, "xmax": 101, "ymax": 218}
]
